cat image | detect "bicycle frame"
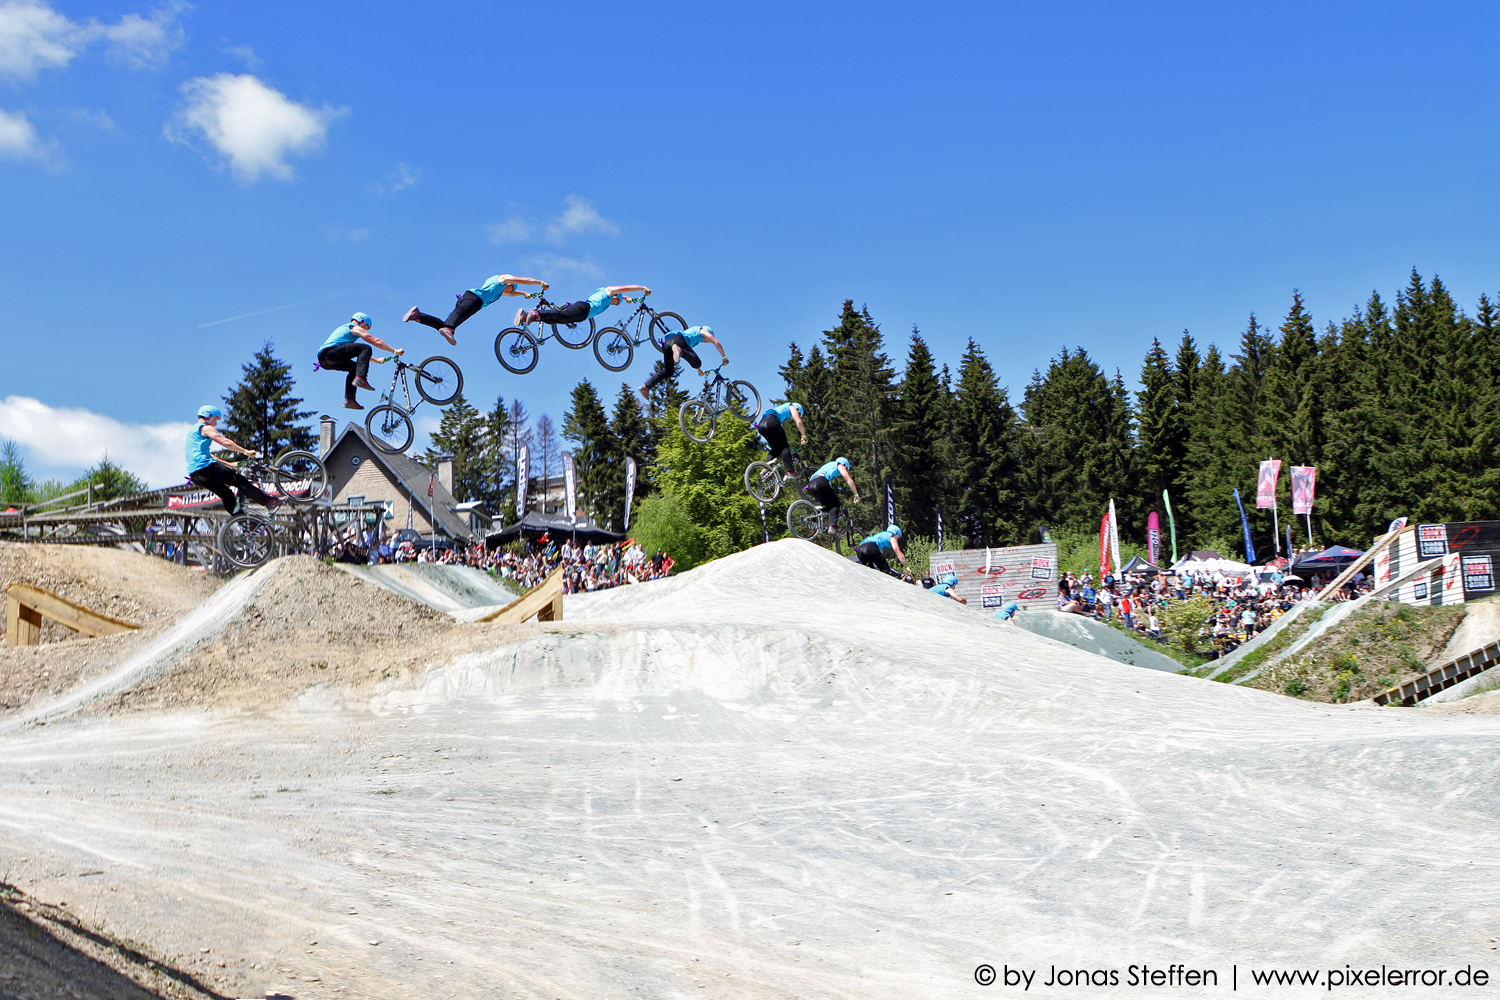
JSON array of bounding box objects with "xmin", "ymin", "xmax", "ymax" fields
[{"xmin": 377, "ymin": 358, "xmax": 422, "ymax": 417}]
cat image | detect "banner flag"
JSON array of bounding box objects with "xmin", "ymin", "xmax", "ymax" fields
[
  {"xmin": 561, "ymin": 452, "xmax": 577, "ymax": 520},
  {"xmin": 1234, "ymin": 488, "xmax": 1257, "ymax": 563},
  {"xmin": 1162, "ymin": 489, "xmax": 1178, "ymax": 565},
  {"xmin": 1256, "ymin": 459, "xmax": 1282, "ymax": 509},
  {"xmin": 936, "ymin": 506, "xmax": 943, "ymax": 552},
  {"xmin": 1099, "ymin": 509, "xmax": 1110, "ymax": 579},
  {"xmin": 1290, "ymin": 466, "xmax": 1317, "ymax": 515},
  {"xmin": 515, "ymin": 445, "xmax": 530, "ymax": 518},
  {"xmin": 623, "ymin": 457, "xmax": 638, "ymax": 530},
  {"xmin": 1387, "ymin": 516, "xmax": 1408, "ymax": 535},
  {"xmin": 885, "ymin": 475, "xmax": 895, "ymax": 526},
  {"xmin": 1286, "ymin": 523, "xmax": 1293, "ymax": 559},
  {"xmin": 1108, "ymin": 498, "xmax": 1122, "ymax": 576},
  {"xmin": 1147, "ymin": 511, "xmax": 1161, "ymax": 566}
]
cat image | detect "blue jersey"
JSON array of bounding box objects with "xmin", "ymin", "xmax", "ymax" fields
[
  {"xmin": 861, "ymin": 530, "xmax": 896, "ymax": 554},
  {"xmin": 321, "ymin": 322, "xmax": 360, "ymax": 350},
  {"xmin": 585, "ymin": 288, "xmax": 614, "ymax": 318},
  {"xmin": 470, "ymin": 275, "xmax": 512, "ymax": 306},
  {"xmin": 814, "ymin": 460, "xmax": 846, "ymax": 482},
  {"xmin": 185, "ymin": 424, "xmax": 214, "ymax": 474},
  {"xmin": 681, "ymin": 326, "xmax": 711, "ymax": 348},
  {"xmin": 762, "ymin": 401, "xmax": 794, "ymax": 424}
]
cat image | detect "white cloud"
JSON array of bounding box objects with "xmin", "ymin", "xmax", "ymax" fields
[
  {"xmin": 66, "ymin": 106, "xmax": 115, "ymax": 130},
  {"xmin": 166, "ymin": 73, "xmax": 343, "ymax": 183},
  {"xmin": 485, "ymin": 215, "xmax": 532, "ymax": 243},
  {"xmin": 545, "ymin": 195, "xmax": 618, "ymax": 242},
  {"xmin": 321, "ymin": 224, "xmax": 368, "ymax": 243},
  {"xmin": 522, "ymin": 252, "xmax": 602, "ymax": 279},
  {"xmin": 369, "ymin": 161, "xmax": 420, "ymax": 195},
  {"xmin": 0, "ymin": 1, "xmax": 185, "ymax": 80},
  {"xmin": 0, "ymin": 106, "xmax": 60, "ymax": 165},
  {"xmin": 224, "ymin": 44, "xmax": 259, "ymax": 70},
  {"xmin": 0, "ymin": 395, "xmax": 192, "ymax": 488}
]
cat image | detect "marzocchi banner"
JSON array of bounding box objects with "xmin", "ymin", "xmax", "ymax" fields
[
  {"xmin": 1256, "ymin": 459, "xmax": 1281, "ymax": 509},
  {"xmin": 1290, "ymin": 466, "xmax": 1317, "ymax": 515},
  {"xmin": 562, "ymin": 452, "xmax": 577, "ymax": 520}
]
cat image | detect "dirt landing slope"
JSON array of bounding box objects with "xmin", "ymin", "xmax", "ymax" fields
[{"xmin": 0, "ymin": 542, "xmax": 220, "ymax": 633}]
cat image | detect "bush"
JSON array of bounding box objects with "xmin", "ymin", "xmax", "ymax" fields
[
  {"xmin": 1285, "ymin": 677, "xmax": 1308, "ymax": 697},
  {"xmin": 1158, "ymin": 596, "xmax": 1216, "ymax": 654},
  {"xmin": 902, "ymin": 535, "xmax": 939, "ymax": 578}
]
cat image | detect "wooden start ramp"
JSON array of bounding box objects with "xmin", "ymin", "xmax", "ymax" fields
[
  {"xmin": 4, "ymin": 583, "xmax": 141, "ymax": 646},
  {"xmin": 473, "ymin": 568, "xmax": 564, "ymax": 625}
]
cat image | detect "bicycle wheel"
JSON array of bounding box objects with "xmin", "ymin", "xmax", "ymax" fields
[
  {"xmin": 551, "ymin": 316, "xmax": 595, "ymax": 350},
  {"xmin": 366, "ymin": 404, "xmax": 415, "ymax": 453},
  {"xmin": 786, "ymin": 499, "xmax": 822, "ymax": 540},
  {"xmin": 495, "ymin": 328, "xmax": 540, "ymax": 375},
  {"xmin": 415, "ymin": 355, "xmax": 463, "ymax": 405},
  {"xmin": 744, "ymin": 461, "xmax": 782, "ymax": 503},
  {"xmin": 220, "ymin": 514, "xmax": 275, "ymax": 569},
  {"xmin": 272, "ymin": 449, "xmax": 328, "ymax": 503},
  {"xmin": 725, "ymin": 379, "xmax": 760, "ymax": 423},
  {"xmin": 648, "ymin": 311, "xmax": 687, "ymax": 349},
  {"xmin": 593, "ymin": 327, "xmax": 634, "ymax": 372},
  {"xmin": 679, "ymin": 399, "xmax": 715, "ymax": 443}
]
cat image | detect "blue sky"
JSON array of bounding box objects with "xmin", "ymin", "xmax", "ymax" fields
[{"xmin": 3, "ymin": 1, "xmax": 1500, "ymax": 486}]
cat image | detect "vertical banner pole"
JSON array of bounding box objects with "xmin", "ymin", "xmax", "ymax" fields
[{"xmin": 1162, "ymin": 489, "xmax": 1178, "ymax": 566}]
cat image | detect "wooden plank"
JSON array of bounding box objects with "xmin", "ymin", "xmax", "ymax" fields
[
  {"xmin": 1373, "ymin": 640, "xmax": 1500, "ymax": 706},
  {"xmin": 6, "ymin": 595, "xmax": 43, "ymax": 646},
  {"xmin": 1313, "ymin": 524, "xmax": 1415, "ymax": 601},
  {"xmin": 2, "ymin": 584, "xmax": 140, "ymax": 640},
  {"xmin": 474, "ymin": 569, "xmax": 565, "ymax": 624}
]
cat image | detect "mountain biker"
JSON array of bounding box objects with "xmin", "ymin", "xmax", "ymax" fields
[
  {"xmin": 404, "ymin": 274, "xmax": 548, "ymax": 345},
  {"xmin": 755, "ymin": 401, "xmax": 807, "ymax": 476},
  {"xmin": 519, "ymin": 284, "xmax": 650, "ymax": 330},
  {"xmin": 186, "ymin": 406, "xmax": 280, "ymax": 515},
  {"xmin": 924, "ymin": 574, "xmax": 967, "ymax": 604},
  {"xmin": 856, "ymin": 523, "xmax": 908, "ymax": 575},
  {"xmin": 808, "ymin": 456, "xmax": 861, "ymax": 511},
  {"xmin": 638, "ymin": 325, "xmax": 727, "ymax": 399},
  {"xmin": 318, "ymin": 312, "xmax": 403, "ymax": 410}
]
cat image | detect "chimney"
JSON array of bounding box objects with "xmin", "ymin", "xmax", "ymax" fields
[
  {"xmin": 437, "ymin": 455, "xmax": 454, "ymax": 496},
  {"xmin": 319, "ymin": 415, "xmax": 335, "ymax": 458}
]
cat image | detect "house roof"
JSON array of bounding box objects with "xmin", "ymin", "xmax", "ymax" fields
[{"xmin": 325, "ymin": 422, "xmax": 476, "ymax": 542}]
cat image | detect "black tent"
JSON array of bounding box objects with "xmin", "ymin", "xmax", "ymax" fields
[
  {"xmin": 485, "ymin": 510, "xmax": 624, "ymax": 546},
  {"xmin": 1121, "ymin": 555, "xmax": 1161, "ymax": 576}
]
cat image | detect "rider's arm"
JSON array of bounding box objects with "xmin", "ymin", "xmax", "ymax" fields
[
  {"xmin": 606, "ymin": 285, "xmax": 650, "ymax": 296},
  {"xmin": 789, "ymin": 408, "xmax": 807, "ymax": 440},
  {"xmin": 202, "ymin": 424, "xmax": 256, "ymax": 462},
  {"xmin": 356, "ymin": 330, "xmax": 400, "ymax": 353},
  {"xmin": 839, "ymin": 467, "xmax": 861, "ymax": 501},
  {"xmin": 891, "ymin": 537, "xmax": 907, "ymax": 566},
  {"xmin": 701, "ymin": 332, "xmax": 728, "ymax": 364},
  {"xmin": 498, "ymin": 274, "xmax": 548, "ymax": 294}
]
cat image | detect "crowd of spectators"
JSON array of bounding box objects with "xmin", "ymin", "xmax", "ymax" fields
[
  {"xmin": 1052, "ymin": 558, "xmax": 1375, "ymax": 658},
  {"xmin": 326, "ymin": 531, "xmax": 675, "ymax": 595}
]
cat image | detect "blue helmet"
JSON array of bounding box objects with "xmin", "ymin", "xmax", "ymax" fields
[
  {"xmin": 197, "ymin": 405, "xmax": 222, "ymax": 419},
  {"xmin": 887, "ymin": 523, "xmax": 902, "ymax": 537},
  {"xmin": 836, "ymin": 456, "xmax": 850, "ymax": 468},
  {"xmin": 351, "ymin": 312, "xmax": 373, "ymax": 328}
]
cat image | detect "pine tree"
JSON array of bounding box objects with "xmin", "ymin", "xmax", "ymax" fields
[
  {"xmin": 563, "ymin": 380, "xmax": 610, "ymax": 522},
  {"xmin": 597, "ymin": 384, "xmax": 652, "ymax": 530},
  {"xmin": 1135, "ymin": 338, "xmax": 1181, "ymax": 520},
  {"xmin": 74, "ymin": 457, "xmax": 147, "ymax": 501},
  {"xmin": 503, "ymin": 400, "xmax": 532, "ymax": 513},
  {"xmin": 1, "ymin": 439, "xmax": 31, "ymax": 506},
  {"xmin": 952, "ymin": 339, "xmax": 1020, "ymax": 545},
  {"xmin": 420, "ymin": 394, "xmax": 492, "ymax": 505},
  {"xmin": 221, "ymin": 342, "xmax": 316, "ymax": 457},
  {"xmin": 892, "ymin": 329, "xmax": 948, "ymax": 537},
  {"xmin": 483, "ymin": 396, "xmax": 512, "ymax": 514},
  {"xmin": 820, "ymin": 302, "xmax": 897, "ymax": 533}
]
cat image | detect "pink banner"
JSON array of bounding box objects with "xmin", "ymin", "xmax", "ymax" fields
[
  {"xmin": 1290, "ymin": 466, "xmax": 1317, "ymax": 515},
  {"xmin": 1256, "ymin": 459, "xmax": 1281, "ymax": 509},
  {"xmin": 1147, "ymin": 511, "xmax": 1160, "ymax": 565},
  {"xmin": 1099, "ymin": 510, "xmax": 1110, "ymax": 579}
]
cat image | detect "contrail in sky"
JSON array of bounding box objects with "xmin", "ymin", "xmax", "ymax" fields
[{"xmin": 198, "ymin": 293, "xmax": 345, "ymax": 328}]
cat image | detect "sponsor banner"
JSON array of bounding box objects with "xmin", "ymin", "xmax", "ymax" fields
[
  {"xmin": 1390, "ymin": 521, "xmax": 1500, "ymax": 605},
  {"xmin": 516, "ymin": 444, "xmax": 530, "ymax": 518},
  {"xmin": 1098, "ymin": 510, "xmax": 1109, "ymax": 579},
  {"xmin": 1387, "ymin": 516, "xmax": 1409, "ymax": 534},
  {"xmin": 1463, "ymin": 554, "xmax": 1495, "ymax": 592},
  {"xmin": 1290, "ymin": 466, "xmax": 1317, "ymax": 515},
  {"xmin": 1030, "ymin": 556, "xmax": 1053, "ymax": 581},
  {"xmin": 1107, "ymin": 498, "xmax": 1122, "ymax": 576},
  {"xmin": 931, "ymin": 543, "xmax": 1058, "ymax": 608},
  {"xmin": 1256, "ymin": 459, "xmax": 1282, "ymax": 509},
  {"xmin": 1417, "ymin": 524, "xmax": 1448, "ymax": 558},
  {"xmin": 1233, "ymin": 488, "xmax": 1256, "ymax": 563},
  {"xmin": 624, "ymin": 456, "xmax": 637, "ymax": 530},
  {"xmin": 981, "ymin": 584, "xmax": 1005, "ymax": 609},
  {"xmin": 936, "ymin": 507, "xmax": 943, "ymax": 552},
  {"xmin": 562, "ymin": 452, "xmax": 578, "ymax": 519},
  {"xmin": 1147, "ymin": 511, "xmax": 1160, "ymax": 566}
]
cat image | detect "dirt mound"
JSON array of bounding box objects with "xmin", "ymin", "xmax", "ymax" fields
[
  {"xmin": 93, "ymin": 555, "xmax": 515, "ymax": 714},
  {"xmin": 0, "ymin": 542, "xmax": 220, "ymax": 638}
]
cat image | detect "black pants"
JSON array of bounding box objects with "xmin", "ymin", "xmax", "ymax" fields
[
  {"xmin": 757, "ymin": 413, "xmax": 794, "ymax": 473},
  {"xmin": 412, "ymin": 290, "xmax": 484, "ymax": 332},
  {"xmin": 809, "ymin": 475, "xmax": 839, "ymax": 510},
  {"xmin": 537, "ymin": 299, "xmax": 591, "ymax": 326},
  {"xmin": 642, "ymin": 334, "xmax": 701, "ymax": 394},
  {"xmin": 856, "ymin": 542, "xmax": 890, "ymax": 574},
  {"xmin": 319, "ymin": 343, "xmax": 372, "ymax": 399},
  {"xmin": 189, "ymin": 463, "xmax": 274, "ymax": 515}
]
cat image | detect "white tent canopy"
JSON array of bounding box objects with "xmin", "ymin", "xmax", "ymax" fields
[{"xmin": 1171, "ymin": 556, "xmax": 1254, "ymax": 575}]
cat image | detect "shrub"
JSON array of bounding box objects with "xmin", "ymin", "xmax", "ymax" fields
[{"xmin": 1285, "ymin": 677, "xmax": 1308, "ymax": 697}]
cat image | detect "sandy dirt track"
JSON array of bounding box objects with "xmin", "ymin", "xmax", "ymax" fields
[{"xmin": 2, "ymin": 540, "xmax": 1499, "ymax": 998}]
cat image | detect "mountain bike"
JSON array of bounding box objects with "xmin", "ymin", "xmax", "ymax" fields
[
  {"xmin": 678, "ymin": 366, "xmax": 760, "ymax": 443},
  {"xmin": 493, "ymin": 293, "xmax": 598, "ymax": 375},
  {"xmin": 786, "ymin": 498, "xmax": 861, "ymax": 554},
  {"xmin": 591, "ymin": 296, "xmax": 688, "ymax": 372},
  {"xmin": 364, "ymin": 353, "xmax": 463, "ymax": 454},
  {"xmin": 744, "ymin": 448, "xmax": 804, "ymax": 503},
  {"xmin": 212, "ymin": 450, "xmax": 330, "ymax": 568}
]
